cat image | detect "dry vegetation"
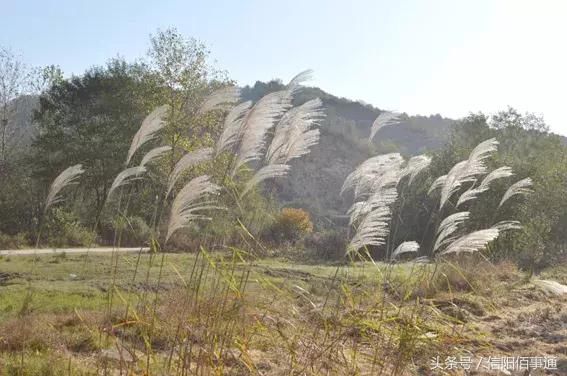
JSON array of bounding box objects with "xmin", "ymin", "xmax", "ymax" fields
[{"xmin": 0, "ymin": 253, "xmax": 565, "ymax": 375}]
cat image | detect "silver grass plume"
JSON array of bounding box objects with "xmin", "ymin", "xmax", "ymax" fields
[
  {"xmin": 108, "ymin": 166, "xmax": 146, "ymax": 200},
  {"xmin": 391, "ymin": 241, "xmax": 420, "ymax": 260},
  {"xmin": 457, "ymin": 166, "xmax": 514, "ymax": 207},
  {"xmin": 498, "ymin": 177, "xmax": 533, "ymax": 208},
  {"xmin": 347, "ymin": 206, "xmax": 392, "ymax": 255},
  {"xmin": 140, "ymin": 146, "xmax": 172, "ymax": 167},
  {"xmin": 166, "ymin": 175, "xmax": 221, "ymax": 242},
  {"xmin": 341, "ymin": 153, "xmax": 404, "ymax": 196},
  {"xmin": 433, "ymin": 211, "xmax": 470, "ymax": 253},
  {"xmin": 440, "ymin": 138, "xmax": 498, "ymax": 209},
  {"xmin": 428, "ymin": 175, "xmax": 447, "ymax": 195},
  {"xmin": 369, "ymin": 111, "xmax": 401, "ymax": 141},
  {"xmin": 355, "ymin": 167, "xmax": 403, "ymax": 201},
  {"xmin": 413, "ymin": 256, "xmax": 431, "ymax": 264},
  {"xmin": 468, "ymin": 138, "xmax": 499, "ymax": 163},
  {"xmin": 232, "ymin": 90, "xmax": 293, "ymax": 174},
  {"xmin": 215, "ymin": 101, "xmax": 253, "ymax": 156},
  {"xmin": 493, "ymin": 220, "xmax": 522, "ymax": 232},
  {"xmin": 405, "ymin": 155, "xmax": 432, "ymax": 186},
  {"xmin": 44, "ymin": 164, "xmax": 84, "ymax": 213},
  {"xmin": 166, "ymin": 147, "xmax": 213, "ymax": 198},
  {"xmin": 240, "ymin": 164, "xmax": 290, "ymax": 198},
  {"xmin": 440, "ymin": 228, "xmax": 500, "ymax": 255},
  {"xmin": 265, "ymin": 98, "xmax": 324, "ymax": 164},
  {"xmin": 126, "ymin": 105, "xmax": 168, "ymax": 165},
  {"xmin": 282, "ymin": 129, "xmax": 320, "ymax": 164},
  {"xmin": 348, "ymin": 186, "xmax": 398, "ymax": 226},
  {"xmin": 198, "ymin": 86, "xmax": 240, "ymax": 114},
  {"xmin": 287, "ymin": 69, "xmax": 313, "ymax": 89},
  {"xmin": 439, "ymin": 160, "xmax": 485, "ymax": 209}
]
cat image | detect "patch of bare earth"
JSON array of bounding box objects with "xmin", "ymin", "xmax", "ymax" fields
[{"xmin": 446, "ymin": 283, "xmax": 567, "ymax": 375}]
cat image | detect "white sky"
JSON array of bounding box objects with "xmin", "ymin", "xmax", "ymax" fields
[{"xmin": 2, "ymin": 0, "xmax": 567, "ymax": 134}]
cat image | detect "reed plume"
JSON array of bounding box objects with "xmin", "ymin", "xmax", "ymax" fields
[
  {"xmin": 107, "ymin": 166, "xmax": 146, "ymax": 200},
  {"xmin": 165, "ymin": 175, "xmax": 221, "ymax": 242},
  {"xmin": 498, "ymin": 177, "xmax": 533, "ymax": 208},
  {"xmin": 215, "ymin": 101, "xmax": 253, "ymax": 156},
  {"xmin": 140, "ymin": 146, "xmax": 172, "ymax": 167},
  {"xmin": 265, "ymin": 98, "xmax": 324, "ymax": 164},
  {"xmin": 440, "ymin": 228, "xmax": 500, "ymax": 255},
  {"xmin": 391, "ymin": 241, "xmax": 419, "ymax": 260},
  {"xmin": 347, "ymin": 206, "xmax": 392, "ymax": 255},
  {"xmin": 369, "ymin": 111, "xmax": 401, "ymax": 141},
  {"xmin": 457, "ymin": 166, "xmax": 514, "ymax": 207},
  {"xmin": 232, "ymin": 90, "xmax": 292, "ymax": 174},
  {"xmin": 166, "ymin": 147, "xmax": 213, "ymax": 198},
  {"xmin": 433, "ymin": 211, "xmax": 470, "ymax": 253},
  {"xmin": 126, "ymin": 105, "xmax": 168, "ymax": 166},
  {"xmin": 198, "ymin": 86, "xmax": 240, "ymax": 114},
  {"xmin": 240, "ymin": 164, "xmax": 290, "ymax": 199},
  {"xmin": 43, "ymin": 164, "xmax": 84, "ymax": 213}
]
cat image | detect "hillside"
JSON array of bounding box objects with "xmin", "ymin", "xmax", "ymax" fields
[
  {"xmin": 241, "ymin": 81, "xmax": 454, "ymax": 223},
  {"xmin": 6, "ymin": 85, "xmax": 454, "ymax": 224}
]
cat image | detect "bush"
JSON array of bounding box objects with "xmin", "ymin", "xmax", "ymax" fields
[
  {"xmin": 0, "ymin": 232, "xmax": 29, "ymax": 250},
  {"xmin": 304, "ymin": 229, "xmax": 347, "ymax": 260},
  {"xmin": 267, "ymin": 208, "xmax": 313, "ymax": 244},
  {"xmin": 99, "ymin": 215, "xmax": 151, "ymax": 247},
  {"xmin": 41, "ymin": 208, "xmax": 94, "ymax": 248}
]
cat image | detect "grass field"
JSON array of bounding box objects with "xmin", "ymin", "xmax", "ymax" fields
[{"xmin": 0, "ymin": 251, "xmax": 565, "ymax": 375}]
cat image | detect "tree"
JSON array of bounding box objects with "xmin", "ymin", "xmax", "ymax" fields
[
  {"xmin": 421, "ymin": 110, "xmax": 567, "ymax": 270},
  {"xmin": 31, "ymin": 59, "xmax": 155, "ymax": 223},
  {"xmin": 144, "ymin": 27, "xmax": 231, "ymax": 172},
  {"xmin": 0, "ymin": 47, "xmax": 32, "ymax": 172}
]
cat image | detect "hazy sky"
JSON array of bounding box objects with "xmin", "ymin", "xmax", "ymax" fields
[{"xmin": 2, "ymin": 0, "xmax": 566, "ymax": 134}]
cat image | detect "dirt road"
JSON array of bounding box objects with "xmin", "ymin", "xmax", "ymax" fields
[{"xmin": 0, "ymin": 247, "xmax": 149, "ymax": 256}]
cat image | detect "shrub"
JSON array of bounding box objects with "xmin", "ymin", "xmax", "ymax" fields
[
  {"xmin": 41, "ymin": 208, "xmax": 94, "ymax": 247},
  {"xmin": 99, "ymin": 215, "xmax": 151, "ymax": 246},
  {"xmin": 304, "ymin": 229, "xmax": 347, "ymax": 260},
  {"xmin": 0, "ymin": 232, "xmax": 29, "ymax": 250},
  {"xmin": 268, "ymin": 208, "xmax": 313, "ymax": 244}
]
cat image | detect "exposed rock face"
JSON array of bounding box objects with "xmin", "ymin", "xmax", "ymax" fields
[{"xmin": 242, "ymin": 83, "xmax": 454, "ymax": 225}]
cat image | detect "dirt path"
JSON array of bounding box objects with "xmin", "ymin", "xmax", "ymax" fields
[{"xmin": 0, "ymin": 247, "xmax": 149, "ymax": 256}]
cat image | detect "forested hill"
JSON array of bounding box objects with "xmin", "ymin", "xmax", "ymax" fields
[
  {"xmin": 241, "ymin": 80, "xmax": 454, "ymax": 221},
  {"xmin": 5, "ymin": 81, "xmax": 454, "ymax": 223}
]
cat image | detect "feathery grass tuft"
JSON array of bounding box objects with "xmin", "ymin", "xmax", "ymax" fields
[
  {"xmin": 348, "ymin": 186, "xmax": 398, "ymax": 226},
  {"xmin": 457, "ymin": 166, "xmax": 514, "ymax": 207},
  {"xmin": 433, "ymin": 211, "xmax": 470, "ymax": 253},
  {"xmin": 265, "ymin": 98, "xmax": 324, "ymax": 164},
  {"xmin": 198, "ymin": 86, "xmax": 241, "ymax": 114},
  {"xmin": 439, "ymin": 138, "xmax": 498, "ymax": 209},
  {"xmin": 428, "ymin": 174, "xmax": 447, "ymax": 196},
  {"xmin": 107, "ymin": 166, "xmax": 146, "ymax": 200},
  {"xmin": 440, "ymin": 228, "xmax": 500, "ymax": 255},
  {"xmin": 348, "ymin": 206, "xmax": 392, "ymax": 255},
  {"xmin": 215, "ymin": 101, "xmax": 253, "ymax": 156},
  {"xmin": 498, "ymin": 177, "xmax": 533, "ymax": 208},
  {"xmin": 405, "ymin": 155, "xmax": 432, "ymax": 186},
  {"xmin": 369, "ymin": 111, "xmax": 401, "ymax": 141},
  {"xmin": 287, "ymin": 69, "xmax": 313, "ymax": 89},
  {"xmin": 391, "ymin": 241, "xmax": 420, "ymax": 260},
  {"xmin": 165, "ymin": 175, "xmax": 221, "ymax": 242},
  {"xmin": 493, "ymin": 220, "xmax": 522, "ymax": 232},
  {"xmin": 232, "ymin": 90, "xmax": 293, "ymax": 174},
  {"xmin": 166, "ymin": 147, "xmax": 213, "ymax": 198},
  {"xmin": 140, "ymin": 146, "xmax": 172, "ymax": 167},
  {"xmin": 240, "ymin": 164, "xmax": 290, "ymax": 198},
  {"xmin": 44, "ymin": 164, "xmax": 84, "ymax": 213},
  {"xmin": 341, "ymin": 153, "xmax": 404, "ymax": 196},
  {"xmin": 126, "ymin": 105, "xmax": 168, "ymax": 165}
]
